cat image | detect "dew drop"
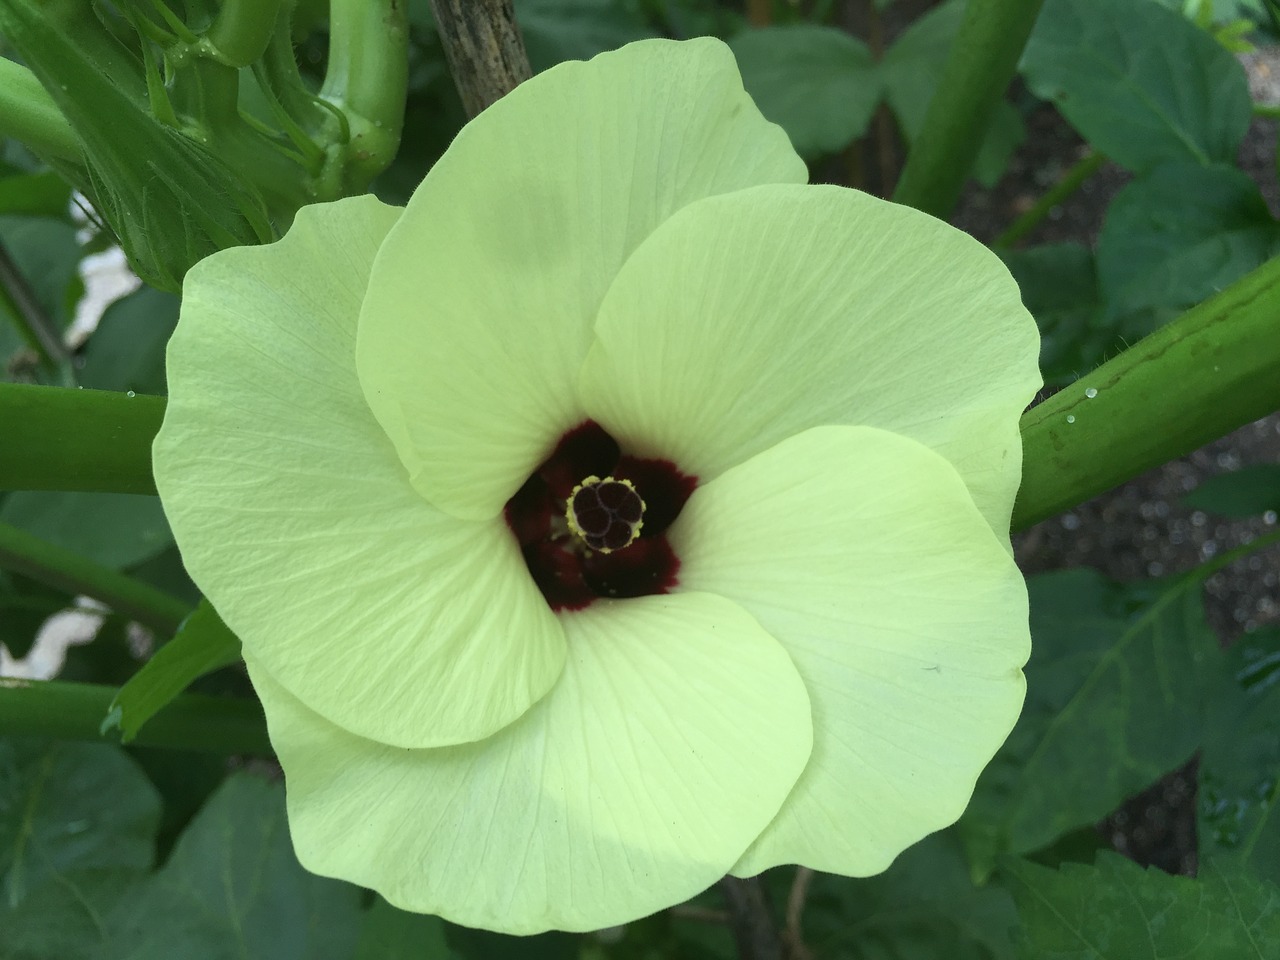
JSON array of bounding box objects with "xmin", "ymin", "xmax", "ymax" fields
[
  {"xmin": 1066, "ymin": 414, "xmax": 1076, "ymax": 423},
  {"xmin": 1084, "ymin": 387, "xmax": 1098, "ymax": 398},
  {"xmin": 126, "ymin": 390, "xmax": 136, "ymax": 398}
]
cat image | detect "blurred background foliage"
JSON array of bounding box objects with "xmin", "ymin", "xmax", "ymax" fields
[{"xmin": 2, "ymin": 1, "xmax": 1280, "ymax": 958}]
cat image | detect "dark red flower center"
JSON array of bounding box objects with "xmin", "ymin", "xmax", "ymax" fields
[{"xmin": 503, "ymin": 421, "xmax": 697, "ymax": 611}]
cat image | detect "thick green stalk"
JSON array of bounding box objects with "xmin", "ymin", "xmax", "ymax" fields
[
  {"xmin": 0, "ymin": 521, "xmax": 190, "ymax": 633},
  {"xmin": 0, "ymin": 679, "xmax": 269, "ymax": 754},
  {"xmin": 0, "ymin": 57, "xmax": 81, "ymax": 163},
  {"xmin": 1012, "ymin": 255, "xmax": 1280, "ymax": 530},
  {"xmin": 892, "ymin": 0, "xmax": 1046, "ymax": 219},
  {"xmin": 0, "ymin": 384, "xmax": 163, "ymax": 495},
  {"xmin": 317, "ymin": 0, "xmax": 408, "ymax": 193},
  {"xmin": 203, "ymin": 0, "xmax": 284, "ymax": 67}
]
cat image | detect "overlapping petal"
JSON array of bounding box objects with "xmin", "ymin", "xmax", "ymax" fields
[
  {"xmin": 669, "ymin": 426, "xmax": 1029, "ymax": 877},
  {"xmin": 153, "ymin": 197, "xmax": 566, "ymax": 749},
  {"xmin": 246, "ymin": 592, "xmax": 813, "ymax": 933},
  {"xmin": 356, "ymin": 38, "xmax": 807, "ymax": 522},
  {"xmin": 579, "ymin": 183, "xmax": 1041, "ymax": 536}
]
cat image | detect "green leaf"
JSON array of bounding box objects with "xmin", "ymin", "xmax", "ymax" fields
[
  {"xmin": 0, "ymin": 491, "xmax": 172, "ymax": 570},
  {"xmin": 1021, "ymin": 0, "xmax": 1251, "ymax": 173},
  {"xmin": 78, "ymin": 287, "xmax": 179, "ymax": 396},
  {"xmin": 881, "ymin": 0, "xmax": 1025, "ymax": 187},
  {"xmin": 0, "ymin": 742, "xmax": 158, "ymax": 942},
  {"xmin": 729, "ymin": 25, "xmax": 880, "ymax": 159},
  {"xmin": 1184, "ymin": 465, "xmax": 1280, "ymax": 517},
  {"xmin": 2, "ymin": 866, "xmax": 145, "ymax": 960},
  {"xmin": 357, "ymin": 897, "xmax": 454, "ymax": 960},
  {"xmin": 651, "ymin": 0, "xmax": 741, "ymax": 38},
  {"xmin": 0, "ymin": 739, "xmax": 159, "ymax": 909},
  {"xmin": 517, "ymin": 0, "xmax": 657, "ymax": 73},
  {"xmin": 0, "ymin": 571, "xmax": 69, "ymax": 660},
  {"xmin": 105, "ymin": 599, "xmax": 242, "ymax": 744},
  {"xmin": 0, "ymin": 741, "xmax": 156, "ymax": 959},
  {"xmin": 1199, "ymin": 628, "xmax": 1280, "ymax": 885},
  {"xmin": 448, "ymin": 927, "xmax": 581, "ymax": 960},
  {"xmin": 102, "ymin": 773, "xmax": 363, "ymax": 960},
  {"xmin": 1002, "ymin": 853, "xmax": 1280, "ymax": 959},
  {"xmin": 0, "ymin": 171, "xmax": 72, "ymax": 218},
  {"xmin": 1096, "ymin": 163, "xmax": 1280, "ymax": 332},
  {"xmin": 959, "ymin": 569, "xmax": 1222, "ymax": 874},
  {"xmin": 1000, "ymin": 243, "xmax": 1107, "ymax": 385},
  {"xmin": 0, "ymin": 214, "xmax": 83, "ymax": 331},
  {"xmin": 800, "ymin": 832, "xmax": 1018, "ymax": 960}
]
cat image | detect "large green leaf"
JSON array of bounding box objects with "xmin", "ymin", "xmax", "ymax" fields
[
  {"xmin": 0, "ymin": 739, "xmax": 158, "ymax": 904},
  {"xmin": 1184, "ymin": 465, "xmax": 1280, "ymax": 517},
  {"xmin": 0, "ymin": 214, "xmax": 83, "ymax": 332},
  {"xmin": 0, "ymin": 171, "xmax": 72, "ymax": 218},
  {"xmin": 356, "ymin": 897, "xmax": 454, "ymax": 960},
  {"xmin": 102, "ymin": 773, "xmax": 363, "ymax": 960},
  {"xmin": 729, "ymin": 25, "xmax": 880, "ymax": 159},
  {"xmin": 999, "ymin": 243, "xmax": 1107, "ymax": 386},
  {"xmin": 1096, "ymin": 163, "xmax": 1280, "ymax": 333},
  {"xmin": 1002, "ymin": 854, "xmax": 1280, "ymax": 959},
  {"xmin": 0, "ymin": 491, "xmax": 172, "ymax": 570},
  {"xmin": 448, "ymin": 927, "xmax": 581, "ymax": 960},
  {"xmin": 800, "ymin": 832, "xmax": 1017, "ymax": 960},
  {"xmin": 0, "ymin": 739, "xmax": 158, "ymax": 917},
  {"xmin": 104, "ymin": 599, "xmax": 242, "ymax": 744},
  {"xmin": 1, "ymin": 866, "xmax": 144, "ymax": 960},
  {"xmin": 78, "ymin": 287, "xmax": 179, "ymax": 396},
  {"xmin": 960, "ymin": 569, "xmax": 1222, "ymax": 874},
  {"xmin": 1021, "ymin": 0, "xmax": 1251, "ymax": 173},
  {"xmin": 1199, "ymin": 629, "xmax": 1280, "ymax": 885},
  {"xmin": 881, "ymin": 0, "xmax": 1024, "ymax": 187},
  {"xmin": 516, "ymin": 0, "xmax": 656, "ymax": 73}
]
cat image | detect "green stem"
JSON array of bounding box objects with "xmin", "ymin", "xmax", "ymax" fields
[
  {"xmin": 0, "ymin": 384, "xmax": 163, "ymax": 495},
  {"xmin": 202, "ymin": 0, "xmax": 284, "ymax": 66},
  {"xmin": 891, "ymin": 0, "xmax": 1046, "ymax": 219},
  {"xmin": 993, "ymin": 151, "xmax": 1106, "ymax": 249},
  {"xmin": 0, "ymin": 521, "xmax": 190, "ymax": 633},
  {"xmin": 0, "ymin": 57, "xmax": 81, "ymax": 163},
  {"xmin": 1012, "ymin": 254, "xmax": 1280, "ymax": 530},
  {"xmin": 1252, "ymin": 102, "xmax": 1280, "ymax": 120},
  {"xmin": 259, "ymin": 12, "xmax": 328, "ymax": 132},
  {"xmin": 0, "ymin": 679, "xmax": 270, "ymax": 754},
  {"xmin": 318, "ymin": 0, "xmax": 409, "ymax": 194}
]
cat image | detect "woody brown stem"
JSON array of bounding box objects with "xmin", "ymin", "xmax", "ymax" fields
[
  {"xmin": 428, "ymin": 0, "xmax": 531, "ymax": 118},
  {"xmin": 718, "ymin": 876, "xmax": 784, "ymax": 960}
]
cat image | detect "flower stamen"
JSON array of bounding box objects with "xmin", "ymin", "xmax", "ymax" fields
[{"xmin": 566, "ymin": 476, "xmax": 645, "ymax": 553}]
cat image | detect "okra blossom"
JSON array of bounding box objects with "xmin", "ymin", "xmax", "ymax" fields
[{"xmin": 153, "ymin": 39, "xmax": 1040, "ymax": 934}]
